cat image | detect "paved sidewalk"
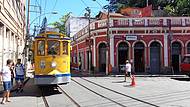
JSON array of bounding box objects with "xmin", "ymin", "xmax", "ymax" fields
[
  {"xmin": 0, "ymin": 78, "xmax": 44, "ymax": 107},
  {"xmin": 0, "ymin": 69, "xmax": 34, "ymax": 93}
]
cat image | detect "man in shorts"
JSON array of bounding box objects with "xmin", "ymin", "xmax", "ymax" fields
[
  {"xmin": 15, "ymin": 59, "xmax": 25, "ymax": 93},
  {"xmin": 124, "ymin": 60, "xmax": 132, "ymax": 82},
  {"xmin": 0, "ymin": 59, "xmax": 13, "ymax": 104}
]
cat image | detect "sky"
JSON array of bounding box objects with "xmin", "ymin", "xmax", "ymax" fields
[{"xmin": 28, "ymin": 0, "xmax": 109, "ymax": 34}]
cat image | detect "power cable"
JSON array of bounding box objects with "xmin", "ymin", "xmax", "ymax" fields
[
  {"xmin": 80, "ymin": 0, "xmax": 88, "ymax": 7},
  {"xmin": 35, "ymin": 0, "xmax": 40, "ymax": 6},
  {"xmin": 51, "ymin": 0, "xmax": 58, "ymax": 11},
  {"xmin": 78, "ymin": 9, "xmax": 86, "ymax": 16},
  {"xmin": 93, "ymin": 0, "xmax": 103, "ymax": 8},
  {"xmin": 48, "ymin": 0, "xmax": 58, "ymax": 21},
  {"xmin": 44, "ymin": 0, "xmax": 47, "ymax": 14}
]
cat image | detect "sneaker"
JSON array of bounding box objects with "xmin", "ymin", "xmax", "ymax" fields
[
  {"xmin": 1, "ymin": 101, "xmax": 5, "ymax": 104},
  {"xmin": 6, "ymin": 100, "xmax": 11, "ymax": 102}
]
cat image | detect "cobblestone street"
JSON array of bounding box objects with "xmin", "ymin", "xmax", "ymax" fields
[{"xmin": 1, "ymin": 75, "xmax": 190, "ymax": 107}]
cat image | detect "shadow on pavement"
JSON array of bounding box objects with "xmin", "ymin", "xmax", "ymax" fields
[
  {"xmin": 112, "ymin": 80, "xmax": 126, "ymax": 83},
  {"xmin": 112, "ymin": 80, "xmax": 131, "ymax": 83},
  {"xmin": 123, "ymin": 84, "xmax": 135, "ymax": 88},
  {"xmin": 171, "ymin": 77, "xmax": 190, "ymax": 81},
  {"xmin": 0, "ymin": 79, "xmax": 63, "ymax": 98}
]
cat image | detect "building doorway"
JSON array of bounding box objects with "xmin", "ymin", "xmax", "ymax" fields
[
  {"xmin": 150, "ymin": 42, "xmax": 161, "ymax": 74},
  {"xmin": 134, "ymin": 42, "xmax": 145, "ymax": 72},
  {"xmin": 172, "ymin": 42, "xmax": 182, "ymax": 74},
  {"xmin": 118, "ymin": 42, "xmax": 129, "ymax": 73},
  {"xmin": 98, "ymin": 43, "xmax": 107, "ymax": 72},
  {"xmin": 79, "ymin": 52, "xmax": 84, "ymax": 70}
]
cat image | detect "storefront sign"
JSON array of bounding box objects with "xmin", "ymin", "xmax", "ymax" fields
[{"xmin": 126, "ymin": 35, "xmax": 137, "ymax": 40}]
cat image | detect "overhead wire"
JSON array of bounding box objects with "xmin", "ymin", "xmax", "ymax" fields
[
  {"xmin": 44, "ymin": 0, "xmax": 47, "ymax": 14},
  {"xmin": 78, "ymin": 9, "xmax": 86, "ymax": 17},
  {"xmin": 94, "ymin": 0, "xmax": 103, "ymax": 8},
  {"xmin": 35, "ymin": 0, "xmax": 40, "ymax": 7},
  {"xmin": 79, "ymin": 0, "xmax": 100, "ymax": 17},
  {"xmin": 48, "ymin": 0, "xmax": 58, "ymax": 22},
  {"xmin": 80, "ymin": 0, "xmax": 88, "ymax": 7}
]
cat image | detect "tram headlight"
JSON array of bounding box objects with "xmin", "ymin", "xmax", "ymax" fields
[
  {"xmin": 40, "ymin": 60, "xmax": 45, "ymax": 69},
  {"xmin": 51, "ymin": 61, "xmax": 57, "ymax": 68}
]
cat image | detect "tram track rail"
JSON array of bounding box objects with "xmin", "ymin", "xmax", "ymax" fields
[
  {"xmin": 73, "ymin": 77, "xmax": 159, "ymax": 107},
  {"xmin": 57, "ymin": 86, "xmax": 81, "ymax": 107},
  {"xmin": 71, "ymin": 78, "xmax": 128, "ymax": 107},
  {"xmin": 39, "ymin": 87, "xmax": 50, "ymax": 107}
]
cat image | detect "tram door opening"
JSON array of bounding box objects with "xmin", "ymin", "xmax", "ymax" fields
[
  {"xmin": 118, "ymin": 42, "xmax": 128, "ymax": 73},
  {"xmin": 172, "ymin": 42, "xmax": 182, "ymax": 74},
  {"xmin": 99, "ymin": 43, "xmax": 107, "ymax": 72}
]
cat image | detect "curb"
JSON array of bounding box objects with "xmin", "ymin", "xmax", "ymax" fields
[{"xmin": 110, "ymin": 75, "xmax": 187, "ymax": 78}]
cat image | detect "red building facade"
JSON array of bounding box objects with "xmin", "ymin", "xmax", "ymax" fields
[{"xmin": 71, "ymin": 13, "xmax": 190, "ymax": 74}]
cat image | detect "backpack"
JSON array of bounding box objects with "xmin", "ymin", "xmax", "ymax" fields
[{"xmin": 15, "ymin": 64, "xmax": 25, "ymax": 75}]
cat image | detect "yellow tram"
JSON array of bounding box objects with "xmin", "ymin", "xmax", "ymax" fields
[{"xmin": 33, "ymin": 28, "xmax": 71, "ymax": 85}]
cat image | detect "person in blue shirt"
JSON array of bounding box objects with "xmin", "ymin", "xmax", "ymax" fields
[{"xmin": 15, "ymin": 59, "xmax": 25, "ymax": 93}]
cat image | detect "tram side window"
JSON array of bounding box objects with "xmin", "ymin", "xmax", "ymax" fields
[
  {"xmin": 182, "ymin": 57, "xmax": 190, "ymax": 64},
  {"xmin": 37, "ymin": 40, "xmax": 45, "ymax": 56},
  {"xmin": 63, "ymin": 41, "xmax": 68, "ymax": 55},
  {"xmin": 48, "ymin": 40, "xmax": 60, "ymax": 55}
]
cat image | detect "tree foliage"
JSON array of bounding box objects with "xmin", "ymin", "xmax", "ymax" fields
[
  {"xmin": 50, "ymin": 13, "xmax": 71, "ymax": 34},
  {"xmin": 108, "ymin": 0, "xmax": 190, "ymax": 16}
]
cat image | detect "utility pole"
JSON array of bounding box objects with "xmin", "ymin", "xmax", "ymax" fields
[
  {"xmin": 103, "ymin": 4, "xmax": 111, "ymax": 75},
  {"xmin": 168, "ymin": 19, "xmax": 173, "ymax": 74},
  {"xmin": 24, "ymin": 0, "xmax": 30, "ymax": 71},
  {"xmin": 85, "ymin": 7, "xmax": 92, "ymax": 74}
]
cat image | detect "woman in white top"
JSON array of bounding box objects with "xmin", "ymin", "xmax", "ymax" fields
[
  {"xmin": 0, "ymin": 59, "xmax": 13, "ymax": 104},
  {"xmin": 124, "ymin": 60, "xmax": 132, "ymax": 82}
]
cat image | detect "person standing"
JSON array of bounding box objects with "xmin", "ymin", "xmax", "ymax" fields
[
  {"xmin": 15, "ymin": 59, "xmax": 25, "ymax": 93},
  {"xmin": 124, "ymin": 60, "xmax": 132, "ymax": 82},
  {"xmin": 0, "ymin": 59, "xmax": 13, "ymax": 104}
]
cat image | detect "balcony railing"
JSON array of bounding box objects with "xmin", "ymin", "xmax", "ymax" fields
[{"xmin": 73, "ymin": 17, "xmax": 190, "ymax": 41}]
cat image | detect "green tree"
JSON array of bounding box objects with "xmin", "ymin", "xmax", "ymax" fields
[
  {"xmin": 108, "ymin": 0, "xmax": 190, "ymax": 16},
  {"xmin": 50, "ymin": 13, "xmax": 71, "ymax": 34}
]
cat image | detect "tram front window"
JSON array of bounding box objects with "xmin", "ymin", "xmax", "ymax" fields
[
  {"xmin": 37, "ymin": 40, "xmax": 45, "ymax": 56},
  {"xmin": 48, "ymin": 40, "xmax": 60, "ymax": 55}
]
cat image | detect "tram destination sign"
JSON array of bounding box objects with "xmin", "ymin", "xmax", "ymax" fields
[{"xmin": 126, "ymin": 35, "xmax": 137, "ymax": 41}]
